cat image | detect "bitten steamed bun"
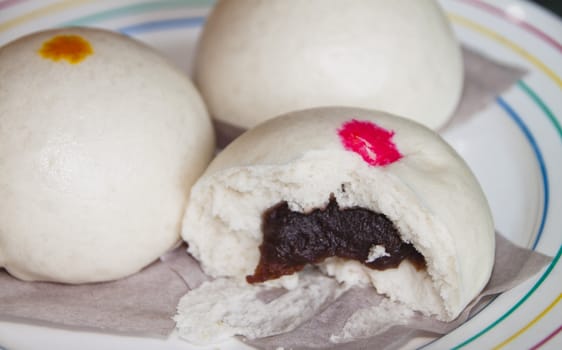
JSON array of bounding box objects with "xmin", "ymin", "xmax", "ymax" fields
[
  {"xmin": 0, "ymin": 27, "xmax": 214, "ymax": 283},
  {"xmin": 182, "ymin": 107, "xmax": 494, "ymax": 321},
  {"xmin": 195, "ymin": 0, "xmax": 463, "ymax": 133}
]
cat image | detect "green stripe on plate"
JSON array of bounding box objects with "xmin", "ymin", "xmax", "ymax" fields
[
  {"xmin": 453, "ymin": 245, "xmax": 561, "ymax": 349},
  {"xmin": 518, "ymin": 81, "xmax": 562, "ymax": 140}
]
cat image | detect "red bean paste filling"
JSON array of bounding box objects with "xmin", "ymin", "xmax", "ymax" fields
[{"xmin": 247, "ymin": 195, "xmax": 426, "ymax": 283}]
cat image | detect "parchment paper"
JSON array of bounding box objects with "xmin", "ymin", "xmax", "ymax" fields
[{"xmin": 244, "ymin": 234, "xmax": 552, "ymax": 350}]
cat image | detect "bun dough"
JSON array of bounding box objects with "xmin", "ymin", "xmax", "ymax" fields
[
  {"xmin": 182, "ymin": 107, "xmax": 494, "ymax": 321},
  {"xmin": 0, "ymin": 28, "xmax": 215, "ymax": 283},
  {"xmin": 195, "ymin": 0, "xmax": 463, "ymax": 131}
]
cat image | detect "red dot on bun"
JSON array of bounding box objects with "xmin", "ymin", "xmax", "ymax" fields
[{"xmin": 338, "ymin": 119, "xmax": 402, "ymax": 167}]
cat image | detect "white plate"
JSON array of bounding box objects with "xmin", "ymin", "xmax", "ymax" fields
[{"xmin": 0, "ymin": 0, "xmax": 560, "ymax": 349}]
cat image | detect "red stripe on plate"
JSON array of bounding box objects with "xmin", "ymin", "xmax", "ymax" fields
[
  {"xmin": 530, "ymin": 325, "xmax": 562, "ymax": 350},
  {"xmin": 0, "ymin": 0, "xmax": 25, "ymax": 11},
  {"xmin": 460, "ymin": 0, "xmax": 562, "ymax": 53}
]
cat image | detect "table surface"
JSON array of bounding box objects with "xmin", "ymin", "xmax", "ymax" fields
[{"xmin": 531, "ymin": 0, "xmax": 562, "ymax": 17}]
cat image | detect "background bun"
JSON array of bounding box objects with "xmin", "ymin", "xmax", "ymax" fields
[
  {"xmin": 194, "ymin": 0, "xmax": 463, "ymax": 131},
  {"xmin": 0, "ymin": 27, "xmax": 215, "ymax": 283}
]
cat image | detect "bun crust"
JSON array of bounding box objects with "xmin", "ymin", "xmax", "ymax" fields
[
  {"xmin": 195, "ymin": 0, "xmax": 463, "ymax": 130},
  {"xmin": 0, "ymin": 28, "xmax": 215, "ymax": 283}
]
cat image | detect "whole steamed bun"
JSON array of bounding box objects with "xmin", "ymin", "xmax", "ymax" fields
[
  {"xmin": 195, "ymin": 0, "xmax": 463, "ymax": 133},
  {"xmin": 182, "ymin": 107, "xmax": 494, "ymax": 321},
  {"xmin": 0, "ymin": 27, "xmax": 215, "ymax": 283}
]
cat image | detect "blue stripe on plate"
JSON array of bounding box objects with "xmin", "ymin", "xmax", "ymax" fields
[
  {"xmin": 496, "ymin": 97, "xmax": 549, "ymax": 250},
  {"xmin": 419, "ymin": 95, "xmax": 550, "ymax": 349},
  {"xmin": 119, "ymin": 16, "xmax": 205, "ymax": 35}
]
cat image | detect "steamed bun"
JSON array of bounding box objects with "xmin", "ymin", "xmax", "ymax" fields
[
  {"xmin": 0, "ymin": 27, "xmax": 214, "ymax": 283},
  {"xmin": 182, "ymin": 107, "xmax": 494, "ymax": 321},
  {"xmin": 194, "ymin": 0, "xmax": 463, "ymax": 132}
]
